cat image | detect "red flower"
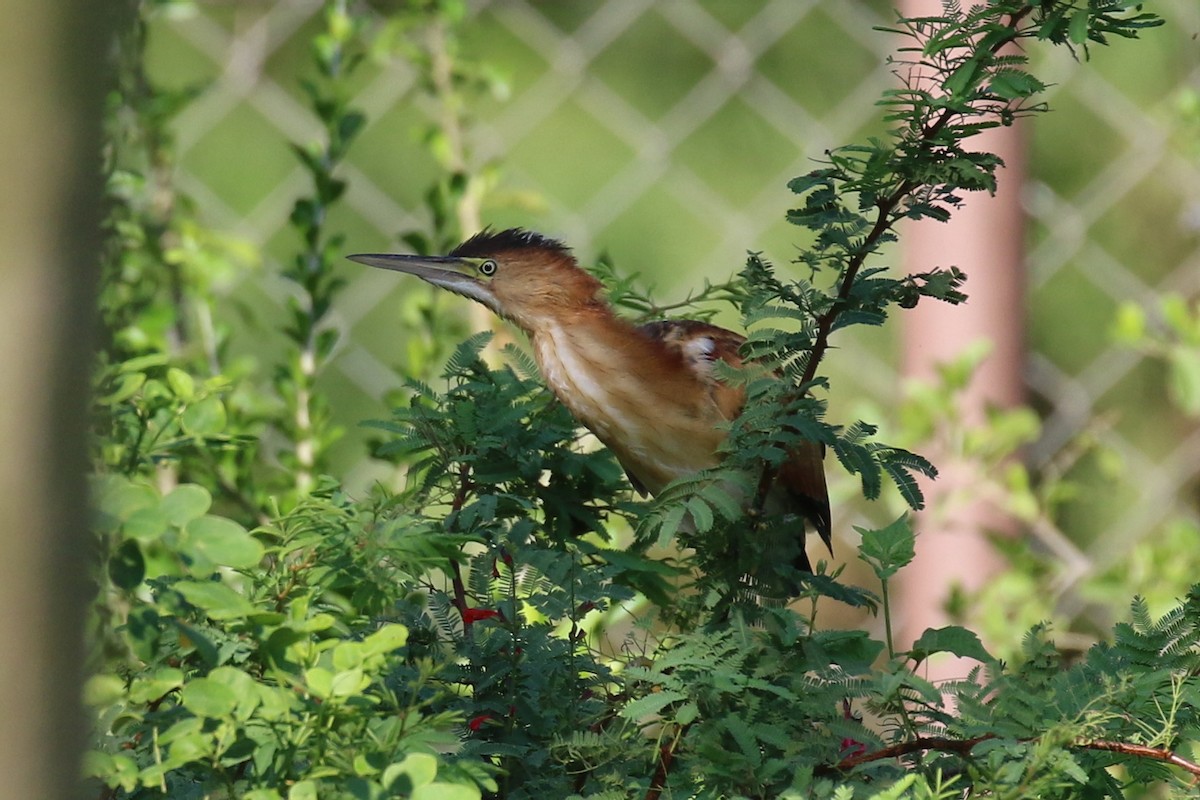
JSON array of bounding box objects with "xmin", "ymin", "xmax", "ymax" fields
[
  {"xmin": 467, "ymin": 714, "xmax": 492, "ymax": 732},
  {"xmin": 461, "ymin": 607, "xmax": 501, "ymax": 624},
  {"xmin": 840, "ymin": 737, "xmax": 868, "ymax": 758}
]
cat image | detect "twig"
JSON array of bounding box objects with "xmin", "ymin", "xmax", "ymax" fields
[
  {"xmin": 825, "ymin": 734, "xmax": 1200, "ymax": 780},
  {"xmin": 644, "ymin": 725, "xmax": 685, "ymax": 800},
  {"xmin": 829, "ymin": 734, "xmax": 995, "ymax": 771},
  {"xmin": 448, "ymin": 463, "xmax": 473, "ymax": 624},
  {"xmin": 744, "ymin": 7, "xmax": 1037, "ymax": 509},
  {"xmin": 1083, "ymin": 740, "xmax": 1200, "ymax": 778},
  {"xmin": 799, "ymin": 5, "xmax": 1033, "ymax": 387}
]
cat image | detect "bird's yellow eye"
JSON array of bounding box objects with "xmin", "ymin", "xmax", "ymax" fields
[{"xmin": 479, "ymin": 259, "xmax": 498, "ymax": 276}]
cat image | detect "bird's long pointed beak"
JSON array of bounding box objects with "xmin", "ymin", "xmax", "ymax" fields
[{"xmin": 347, "ymin": 253, "xmax": 497, "ymax": 309}]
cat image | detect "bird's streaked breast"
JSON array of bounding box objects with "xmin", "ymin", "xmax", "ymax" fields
[{"xmin": 533, "ymin": 318, "xmax": 728, "ymax": 494}]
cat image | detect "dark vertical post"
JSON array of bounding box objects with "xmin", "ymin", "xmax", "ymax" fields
[{"xmin": 0, "ymin": 1, "xmax": 116, "ymax": 796}]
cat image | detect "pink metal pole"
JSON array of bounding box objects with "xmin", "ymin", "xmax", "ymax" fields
[{"xmin": 895, "ymin": 0, "xmax": 1028, "ymax": 672}]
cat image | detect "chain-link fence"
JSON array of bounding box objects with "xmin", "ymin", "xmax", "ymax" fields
[{"xmin": 150, "ymin": 0, "xmax": 1200, "ymax": 623}]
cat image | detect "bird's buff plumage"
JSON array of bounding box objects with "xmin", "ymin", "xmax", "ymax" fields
[{"xmin": 349, "ymin": 228, "xmax": 831, "ymax": 594}]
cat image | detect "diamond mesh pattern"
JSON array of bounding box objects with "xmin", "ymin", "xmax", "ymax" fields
[{"xmin": 151, "ymin": 0, "xmax": 1200, "ymax": 613}]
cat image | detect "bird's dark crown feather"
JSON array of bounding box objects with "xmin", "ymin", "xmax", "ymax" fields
[{"xmin": 450, "ymin": 227, "xmax": 572, "ymax": 260}]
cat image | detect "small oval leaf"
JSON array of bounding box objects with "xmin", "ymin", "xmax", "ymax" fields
[
  {"xmin": 184, "ymin": 515, "xmax": 264, "ymax": 569},
  {"xmin": 181, "ymin": 395, "xmax": 227, "ymax": 436},
  {"xmin": 161, "ymin": 484, "xmax": 212, "ymax": 527},
  {"xmin": 167, "ymin": 367, "xmax": 196, "ymax": 401},
  {"xmin": 175, "ymin": 580, "xmax": 257, "ymax": 620},
  {"xmin": 181, "ymin": 677, "xmax": 238, "ymax": 718},
  {"xmin": 108, "ymin": 539, "xmax": 145, "ymax": 589}
]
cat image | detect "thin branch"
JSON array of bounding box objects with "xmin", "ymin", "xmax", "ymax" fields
[
  {"xmin": 829, "ymin": 734, "xmax": 995, "ymax": 772},
  {"xmin": 448, "ymin": 462, "xmax": 473, "ymax": 625},
  {"xmin": 1083, "ymin": 740, "xmax": 1200, "ymax": 779},
  {"xmin": 644, "ymin": 725, "xmax": 685, "ymax": 800},
  {"xmin": 824, "ymin": 734, "xmax": 1200, "ymax": 780},
  {"xmin": 799, "ymin": 5, "xmax": 1033, "ymax": 387},
  {"xmin": 739, "ymin": 7, "xmax": 1039, "ymax": 516}
]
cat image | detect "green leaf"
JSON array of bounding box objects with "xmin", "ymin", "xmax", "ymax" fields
[
  {"xmin": 183, "ymin": 515, "xmax": 264, "ymax": 569},
  {"xmin": 384, "ymin": 752, "xmax": 438, "ymax": 790},
  {"xmin": 161, "ymin": 484, "xmax": 212, "ymax": 527},
  {"xmin": 181, "ymin": 395, "xmax": 227, "ymax": 436},
  {"xmin": 120, "ymin": 353, "xmax": 170, "ymax": 373},
  {"xmin": 1167, "ymin": 347, "xmax": 1200, "ymax": 415},
  {"xmin": 99, "ymin": 371, "xmax": 146, "ymax": 404},
  {"xmin": 173, "ymin": 620, "xmax": 220, "ymax": 666},
  {"xmin": 810, "ymin": 630, "xmax": 887, "ymax": 673},
  {"xmin": 82, "ymin": 751, "xmax": 138, "ymax": 791},
  {"xmin": 123, "ymin": 505, "xmax": 168, "ymax": 542},
  {"xmin": 167, "ymin": 367, "xmax": 195, "ymax": 401},
  {"xmin": 244, "ymin": 791, "xmax": 284, "ymax": 800},
  {"xmin": 126, "ymin": 608, "xmax": 162, "ymax": 662},
  {"xmin": 412, "ymin": 784, "xmax": 479, "ymax": 800},
  {"xmin": 97, "ymin": 479, "xmax": 157, "ymax": 522},
  {"xmin": 108, "ymin": 538, "xmax": 145, "ymax": 589},
  {"xmin": 83, "ymin": 673, "xmax": 126, "ymax": 707},
  {"xmin": 686, "ymin": 496, "xmax": 714, "ymax": 533},
  {"xmin": 787, "ymin": 170, "xmax": 835, "ymax": 195},
  {"xmin": 128, "ymin": 668, "xmax": 185, "ymax": 703},
  {"xmin": 1068, "ymin": 9, "xmax": 1090, "ymax": 45},
  {"xmin": 208, "ymin": 666, "xmax": 262, "ymax": 720},
  {"xmin": 304, "ymin": 667, "xmax": 334, "ymax": 699},
  {"xmin": 181, "ymin": 676, "xmax": 238, "ymax": 718},
  {"xmin": 856, "ymin": 515, "xmax": 915, "ymax": 581},
  {"xmin": 944, "ymin": 56, "xmax": 981, "ymax": 96},
  {"xmin": 332, "ymin": 641, "xmax": 364, "ymax": 671},
  {"xmin": 908, "ymin": 626, "xmax": 995, "ymax": 664},
  {"xmin": 621, "ymin": 690, "xmax": 687, "ymax": 721},
  {"xmin": 361, "ymin": 623, "xmax": 409, "ymax": 657},
  {"xmin": 289, "ymin": 781, "xmax": 318, "ymax": 800},
  {"xmin": 655, "ymin": 504, "xmax": 687, "ymax": 547},
  {"xmin": 330, "ymin": 668, "xmax": 367, "ymax": 697},
  {"xmin": 175, "ymin": 580, "xmax": 258, "ymax": 620}
]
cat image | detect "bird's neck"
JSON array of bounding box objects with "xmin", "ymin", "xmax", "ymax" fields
[
  {"xmin": 525, "ymin": 307, "xmax": 638, "ymax": 435},
  {"xmin": 525, "ymin": 307, "xmax": 730, "ymax": 494}
]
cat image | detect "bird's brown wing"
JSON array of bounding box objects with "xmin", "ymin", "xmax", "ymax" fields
[
  {"xmin": 635, "ymin": 319, "xmax": 832, "ymax": 553},
  {"xmin": 636, "ymin": 319, "xmax": 747, "ymax": 418}
]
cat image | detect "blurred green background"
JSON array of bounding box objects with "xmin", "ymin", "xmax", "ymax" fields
[{"xmin": 142, "ymin": 0, "xmax": 1199, "ymax": 630}]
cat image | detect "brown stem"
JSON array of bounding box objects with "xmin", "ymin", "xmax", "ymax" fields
[
  {"xmin": 737, "ymin": 8, "xmax": 1039, "ymax": 511},
  {"xmin": 825, "ymin": 734, "xmax": 1200, "ymax": 780},
  {"xmin": 644, "ymin": 725, "xmax": 685, "ymax": 800},
  {"xmin": 1083, "ymin": 740, "xmax": 1200, "ymax": 779},
  {"xmin": 799, "ymin": 5, "xmax": 1033, "ymax": 388},
  {"xmin": 829, "ymin": 734, "xmax": 995, "ymax": 772},
  {"xmin": 449, "ymin": 463, "xmax": 472, "ymax": 625}
]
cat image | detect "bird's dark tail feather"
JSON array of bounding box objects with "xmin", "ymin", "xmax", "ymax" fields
[{"xmin": 741, "ymin": 516, "xmax": 826, "ymax": 602}]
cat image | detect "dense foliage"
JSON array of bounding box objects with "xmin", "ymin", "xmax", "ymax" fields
[{"xmin": 87, "ymin": 2, "xmax": 1200, "ymax": 798}]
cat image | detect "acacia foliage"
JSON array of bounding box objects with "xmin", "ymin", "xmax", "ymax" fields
[{"xmin": 85, "ymin": 2, "xmax": 1197, "ymax": 799}]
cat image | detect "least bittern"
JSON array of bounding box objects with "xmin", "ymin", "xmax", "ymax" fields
[{"xmin": 350, "ymin": 228, "xmax": 830, "ymax": 593}]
